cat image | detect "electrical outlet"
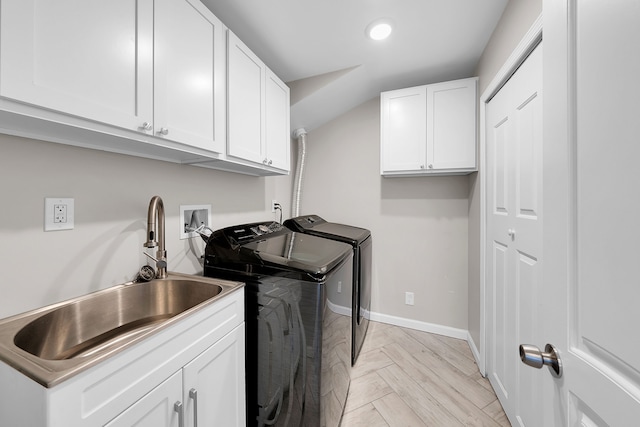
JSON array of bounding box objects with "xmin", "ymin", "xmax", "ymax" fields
[
  {"xmin": 45, "ymin": 198, "xmax": 74, "ymax": 231},
  {"xmin": 180, "ymin": 204, "xmax": 211, "ymax": 239},
  {"xmin": 405, "ymin": 292, "xmax": 415, "ymax": 306},
  {"xmin": 271, "ymin": 199, "xmax": 279, "ymax": 213}
]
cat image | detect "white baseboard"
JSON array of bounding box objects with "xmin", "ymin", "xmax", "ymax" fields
[
  {"xmin": 369, "ymin": 311, "xmax": 468, "ymax": 340},
  {"xmin": 467, "ymin": 332, "xmax": 485, "ymax": 376}
]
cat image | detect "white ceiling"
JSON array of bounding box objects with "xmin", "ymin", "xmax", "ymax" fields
[{"xmin": 201, "ymin": 0, "xmax": 509, "ymax": 133}]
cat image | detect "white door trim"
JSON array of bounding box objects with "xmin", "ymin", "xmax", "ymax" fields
[{"xmin": 477, "ymin": 14, "xmax": 543, "ymax": 375}]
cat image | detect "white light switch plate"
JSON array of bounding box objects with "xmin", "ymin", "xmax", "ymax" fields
[{"xmin": 45, "ymin": 198, "xmax": 74, "ymax": 231}]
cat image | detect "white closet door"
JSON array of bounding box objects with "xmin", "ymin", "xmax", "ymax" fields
[{"xmin": 486, "ymin": 43, "xmax": 543, "ymax": 427}]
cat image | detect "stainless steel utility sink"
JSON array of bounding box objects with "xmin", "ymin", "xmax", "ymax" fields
[{"xmin": 0, "ymin": 273, "xmax": 243, "ymax": 387}]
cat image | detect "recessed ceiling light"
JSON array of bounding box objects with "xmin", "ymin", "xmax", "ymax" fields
[{"xmin": 366, "ymin": 19, "xmax": 393, "ymax": 41}]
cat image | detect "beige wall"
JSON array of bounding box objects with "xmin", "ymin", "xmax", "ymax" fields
[
  {"xmin": 301, "ymin": 98, "xmax": 470, "ymax": 331},
  {"xmin": 0, "ymin": 134, "xmax": 292, "ymax": 319},
  {"xmin": 475, "ymin": 0, "xmax": 543, "ymax": 95},
  {"xmin": 468, "ymin": 0, "xmax": 542, "ymax": 349}
]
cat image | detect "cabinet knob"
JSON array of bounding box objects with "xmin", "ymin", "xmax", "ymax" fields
[
  {"xmin": 263, "ymin": 158, "xmax": 268, "ymax": 164},
  {"xmin": 140, "ymin": 122, "xmax": 152, "ymax": 131},
  {"xmin": 428, "ymin": 164, "xmax": 433, "ymax": 169},
  {"xmin": 159, "ymin": 127, "xmax": 169, "ymax": 136},
  {"xmin": 268, "ymin": 159, "xmax": 273, "ymax": 165},
  {"xmin": 420, "ymin": 165, "xmax": 425, "ymax": 169}
]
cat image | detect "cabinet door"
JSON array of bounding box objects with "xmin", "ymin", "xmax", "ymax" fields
[
  {"xmin": 426, "ymin": 78, "xmax": 477, "ymax": 170},
  {"xmin": 227, "ymin": 31, "xmax": 265, "ymax": 164},
  {"xmin": 154, "ymin": 0, "xmax": 225, "ymax": 153},
  {"xmin": 105, "ymin": 371, "xmax": 182, "ymax": 427},
  {"xmin": 183, "ymin": 324, "xmax": 246, "ymax": 427},
  {"xmin": 0, "ymin": 0, "xmax": 153, "ymax": 132},
  {"xmin": 265, "ymin": 69, "xmax": 291, "ymax": 171},
  {"xmin": 380, "ymin": 86, "xmax": 427, "ymax": 173}
]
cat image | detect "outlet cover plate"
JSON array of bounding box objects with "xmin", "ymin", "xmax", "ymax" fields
[{"xmin": 45, "ymin": 198, "xmax": 74, "ymax": 231}]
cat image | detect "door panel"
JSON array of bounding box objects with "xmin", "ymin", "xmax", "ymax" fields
[
  {"xmin": 486, "ymin": 42, "xmax": 543, "ymax": 426},
  {"xmin": 543, "ymin": 0, "xmax": 640, "ymax": 423}
]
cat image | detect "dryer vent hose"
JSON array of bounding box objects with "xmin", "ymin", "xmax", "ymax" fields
[{"xmin": 291, "ymin": 128, "xmax": 307, "ymax": 218}]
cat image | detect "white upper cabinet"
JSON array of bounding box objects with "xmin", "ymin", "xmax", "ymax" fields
[
  {"xmin": 0, "ymin": 0, "xmax": 154, "ymax": 131},
  {"xmin": 0, "ymin": 0, "xmax": 229, "ymax": 165},
  {"xmin": 227, "ymin": 31, "xmax": 290, "ymax": 173},
  {"xmin": 381, "ymin": 77, "xmax": 478, "ymax": 176},
  {"xmin": 227, "ymin": 32, "xmax": 264, "ymax": 164},
  {"xmin": 265, "ymin": 68, "xmax": 291, "ymax": 171},
  {"xmin": 153, "ymin": 0, "xmax": 226, "ymax": 153}
]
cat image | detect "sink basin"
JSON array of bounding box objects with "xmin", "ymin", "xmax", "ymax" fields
[
  {"xmin": 14, "ymin": 279, "xmax": 222, "ymax": 360},
  {"xmin": 0, "ymin": 273, "xmax": 243, "ymax": 387}
]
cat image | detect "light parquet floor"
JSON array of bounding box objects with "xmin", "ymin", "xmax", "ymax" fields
[{"xmin": 342, "ymin": 321, "xmax": 510, "ymax": 427}]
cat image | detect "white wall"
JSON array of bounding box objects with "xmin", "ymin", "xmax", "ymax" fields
[
  {"xmin": 0, "ymin": 134, "xmax": 292, "ymax": 319},
  {"xmin": 300, "ymin": 97, "xmax": 469, "ymax": 332}
]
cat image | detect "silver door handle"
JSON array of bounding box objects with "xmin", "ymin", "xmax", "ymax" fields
[
  {"xmin": 508, "ymin": 228, "xmax": 516, "ymax": 238},
  {"xmin": 519, "ymin": 343, "xmax": 563, "ymax": 378},
  {"xmin": 189, "ymin": 388, "xmax": 198, "ymax": 427},
  {"xmin": 174, "ymin": 401, "xmax": 184, "ymax": 427}
]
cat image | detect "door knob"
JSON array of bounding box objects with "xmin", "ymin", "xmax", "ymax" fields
[{"xmin": 519, "ymin": 343, "xmax": 563, "ymax": 378}]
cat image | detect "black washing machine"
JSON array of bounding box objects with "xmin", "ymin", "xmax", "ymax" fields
[
  {"xmin": 203, "ymin": 221, "xmax": 353, "ymax": 427},
  {"xmin": 284, "ymin": 215, "xmax": 371, "ymax": 365}
]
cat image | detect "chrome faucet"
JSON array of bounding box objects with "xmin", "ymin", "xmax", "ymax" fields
[{"xmin": 143, "ymin": 196, "xmax": 167, "ymax": 279}]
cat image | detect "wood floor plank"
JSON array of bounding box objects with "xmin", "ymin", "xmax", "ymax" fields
[
  {"xmin": 405, "ymin": 328, "xmax": 480, "ymax": 376},
  {"xmin": 344, "ymin": 322, "xmax": 510, "ymax": 426},
  {"xmin": 372, "ymin": 393, "xmax": 428, "ymax": 427},
  {"xmin": 377, "ymin": 364, "xmax": 464, "ymax": 426},
  {"xmin": 381, "ymin": 325, "xmax": 429, "ymax": 355},
  {"xmin": 409, "ymin": 344, "xmax": 498, "ymax": 409},
  {"xmin": 433, "ymin": 332, "xmax": 476, "ymax": 361},
  {"xmin": 351, "ymin": 348, "xmax": 394, "ymax": 380},
  {"xmin": 381, "ymin": 343, "xmax": 502, "ymax": 427},
  {"xmin": 341, "ymin": 403, "xmax": 390, "ymax": 427},
  {"xmin": 344, "ymin": 371, "xmax": 393, "ymax": 413},
  {"xmin": 483, "ymin": 399, "xmax": 511, "ymax": 427}
]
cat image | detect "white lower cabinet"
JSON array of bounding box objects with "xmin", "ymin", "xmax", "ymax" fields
[
  {"xmin": 0, "ymin": 288, "xmax": 245, "ymax": 427},
  {"xmin": 106, "ymin": 324, "xmax": 245, "ymax": 427},
  {"xmin": 105, "ymin": 371, "xmax": 183, "ymax": 427}
]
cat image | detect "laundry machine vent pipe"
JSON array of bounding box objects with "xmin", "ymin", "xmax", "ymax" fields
[{"xmin": 291, "ymin": 128, "xmax": 307, "ymax": 218}]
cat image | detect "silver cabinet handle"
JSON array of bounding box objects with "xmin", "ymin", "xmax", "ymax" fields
[
  {"xmin": 519, "ymin": 343, "xmax": 563, "ymax": 378},
  {"xmin": 428, "ymin": 164, "xmax": 433, "ymax": 169},
  {"xmin": 508, "ymin": 228, "xmax": 516, "ymax": 238},
  {"xmin": 159, "ymin": 127, "xmax": 169, "ymax": 136},
  {"xmin": 189, "ymin": 388, "xmax": 198, "ymax": 427},
  {"xmin": 174, "ymin": 401, "xmax": 184, "ymax": 427},
  {"xmin": 263, "ymin": 158, "xmax": 268, "ymax": 164},
  {"xmin": 268, "ymin": 159, "xmax": 273, "ymax": 165},
  {"xmin": 141, "ymin": 122, "xmax": 152, "ymax": 131}
]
